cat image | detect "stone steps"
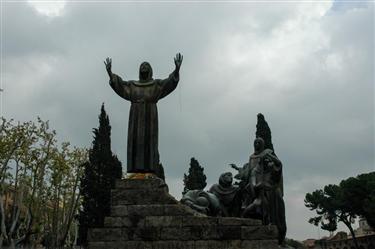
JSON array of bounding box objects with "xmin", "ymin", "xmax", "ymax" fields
[
  {"xmin": 111, "ymin": 189, "xmax": 178, "ymax": 205},
  {"xmin": 89, "ymin": 239, "xmax": 278, "ymax": 249},
  {"xmin": 89, "ymin": 224, "xmax": 277, "ymax": 242},
  {"xmin": 88, "ymin": 178, "xmax": 279, "ymax": 249},
  {"xmin": 110, "ymin": 204, "xmax": 197, "ymax": 217}
]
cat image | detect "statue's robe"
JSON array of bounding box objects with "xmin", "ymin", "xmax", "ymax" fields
[
  {"xmin": 248, "ymin": 149, "xmax": 286, "ymax": 245},
  {"xmin": 109, "ymin": 73, "xmax": 179, "ymax": 173},
  {"xmin": 208, "ymin": 175, "xmax": 239, "ymax": 216}
]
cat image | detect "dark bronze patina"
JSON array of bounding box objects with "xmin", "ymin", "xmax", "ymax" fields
[{"xmin": 105, "ymin": 54, "xmax": 183, "ymax": 173}]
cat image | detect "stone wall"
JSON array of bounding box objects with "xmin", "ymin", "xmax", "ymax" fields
[{"xmin": 88, "ymin": 177, "xmax": 279, "ymax": 249}]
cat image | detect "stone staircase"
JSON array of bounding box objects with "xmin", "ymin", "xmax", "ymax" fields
[{"xmin": 88, "ymin": 177, "xmax": 279, "ymax": 249}]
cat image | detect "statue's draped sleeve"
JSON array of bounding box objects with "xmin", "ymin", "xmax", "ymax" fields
[
  {"xmin": 109, "ymin": 74, "xmax": 131, "ymax": 100},
  {"xmin": 158, "ymin": 72, "xmax": 179, "ymax": 100}
]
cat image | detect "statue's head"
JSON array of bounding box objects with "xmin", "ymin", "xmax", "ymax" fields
[
  {"xmin": 219, "ymin": 172, "xmax": 233, "ymax": 188},
  {"xmin": 254, "ymin": 137, "xmax": 265, "ymax": 154},
  {"xmin": 139, "ymin": 62, "xmax": 153, "ymax": 82}
]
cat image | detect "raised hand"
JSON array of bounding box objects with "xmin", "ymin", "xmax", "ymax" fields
[
  {"xmin": 174, "ymin": 53, "xmax": 183, "ymax": 71},
  {"xmin": 104, "ymin": 57, "xmax": 112, "ymax": 77},
  {"xmin": 229, "ymin": 163, "xmax": 239, "ymax": 170}
]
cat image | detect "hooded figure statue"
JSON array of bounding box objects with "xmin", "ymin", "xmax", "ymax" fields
[
  {"xmin": 230, "ymin": 137, "xmax": 286, "ymax": 245},
  {"xmin": 105, "ymin": 54, "xmax": 183, "ymax": 173},
  {"xmin": 208, "ymin": 172, "xmax": 240, "ymax": 216}
]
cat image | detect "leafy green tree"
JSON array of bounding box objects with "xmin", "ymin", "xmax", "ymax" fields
[
  {"xmin": 78, "ymin": 104, "xmax": 122, "ymax": 247},
  {"xmin": 305, "ymin": 184, "xmax": 360, "ymax": 249},
  {"xmin": 305, "ymin": 172, "xmax": 375, "ymax": 248},
  {"xmin": 183, "ymin": 157, "xmax": 207, "ymax": 194},
  {"xmin": 340, "ymin": 172, "xmax": 375, "ymax": 229},
  {"xmin": 0, "ymin": 117, "xmax": 88, "ymax": 248}
]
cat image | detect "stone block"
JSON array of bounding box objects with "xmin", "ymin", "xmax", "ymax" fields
[
  {"xmin": 151, "ymin": 241, "xmax": 195, "ymax": 249},
  {"xmin": 160, "ymin": 227, "xmax": 191, "ymax": 240},
  {"xmin": 111, "ymin": 189, "xmax": 178, "ymax": 205},
  {"xmin": 127, "ymin": 215, "xmax": 145, "ymax": 227},
  {"xmin": 145, "ymin": 216, "xmax": 183, "ymax": 227},
  {"xmin": 163, "ymin": 204, "xmax": 198, "ymax": 216},
  {"xmin": 104, "ymin": 217, "xmax": 133, "ymax": 227},
  {"xmin": 115, "ymin": 178, "xmax": 167, "ymax": 190},
  {"xmin": 217, "ymin": 226, "xmax": 242, "ymax": 240},
  {"xmin": 111, "ymin": 205, "xmax": 128, "ymax": 216},
  {"xmin": 127, "ymin": 204, "xmax": 165, "ymax": 217},
  {"xmin": 182, "ymin": 216, "xmax": 218, "ymax": 226},
  {"xmin": 218, "ymin": 217, "xmax": 262, "ymax": 226},
  {"xmin": 227, "ymin": 240, "xmax": 242, "ymax": 249},
  {"xmin": 188, "ymin": 225, "xmax": 219, "ymax": 240},
  {"xmin": 195, "ymin": 240, "xmax": 233, "ymax": 249},
  {"xmin": 88, "ymin": 228, "xmax": 128, "ymax": 241},
  {"xmin": 132, "ymin": 226, "xmax": 161, "ymax": 241},
  {"xmin": 241, "ymin": 225, "xmax": 278, "ymax": 240},
  {"xmin": 89, "ymin": 241, "xmax": 152, "ymax": 249}
]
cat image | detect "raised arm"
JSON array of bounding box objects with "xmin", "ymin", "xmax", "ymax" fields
[
  {"xmin": 158, "ymin": 53, "xmax": 183, "ymax": 100},
  {"xmin": 104, "ymin": 57, "xmax": 114, "ymax": 79},
  {"xmin": 104, "ymin": 57, "xmax": 131, "ymax": 100}
]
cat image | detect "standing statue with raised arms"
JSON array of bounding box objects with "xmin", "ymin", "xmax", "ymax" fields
[{"xmin": 105, "ymin": 53, "xmax": 183, "ymax": 173}]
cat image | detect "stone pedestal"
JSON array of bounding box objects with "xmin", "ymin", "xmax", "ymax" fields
[{"xmin": 88, "ymin": 177, "xmax": 279, "ymax": 249}]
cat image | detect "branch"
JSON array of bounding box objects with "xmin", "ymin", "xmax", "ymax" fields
[
  {"xmin": 0, "ymin": 196, "xmax": 8, "ymax": 242},
  {"xmin": 0, "ymin": 137, "xmax": 23, "ymax": 182}
]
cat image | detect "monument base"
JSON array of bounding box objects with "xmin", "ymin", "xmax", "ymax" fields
[{"xmin": 88, "ymin": 177, "xmax": 279, "ymax": 249}]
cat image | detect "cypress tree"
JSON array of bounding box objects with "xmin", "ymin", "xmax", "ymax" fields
[
  {"xmin": 255, "ymin": 113, "xmax": 287, "ymax": 245},
  {"xmin": 255, "ymin": 113, "xmax": 275, "ymax": 153},
  {"xmin": 183, "ymin": 157, "xmax": 207, "ymax": 194},
  {"xmin": 255, "ymin": 113, "xmax": 282, "ymax": 193},
  {"xmin": 78, "ymin": 104, "xmax": 122, "ymax": 246}
]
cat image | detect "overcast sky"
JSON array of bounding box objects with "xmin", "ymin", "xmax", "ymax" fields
[{"xmin": 2, "ymin": 0, "xmax": 374, "ymax": 241}]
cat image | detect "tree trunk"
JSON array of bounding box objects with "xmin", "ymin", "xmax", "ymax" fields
[
  {"xmin": 0, "ymin": 195, "xmax": 8, "ymax": 248},
  {"xmin": 342, "ymin": 218, "xmax": 360, "ymax": 249},
  {"xmin": 60, "ymin": 173, "xmax": 81, "ymax": 247}
]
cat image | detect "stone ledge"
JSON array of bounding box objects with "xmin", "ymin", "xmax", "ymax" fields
[
  {"xmin": 110, "ymin": 205, "xmax": 129, "ymax": 216},
  {"xmin": 110, "ymin": 204, "xmax": 199, "ymax": 218},
  {"xmin": 88, "ymin": 239, "xmax": 279, "ymax": 249},
  {"xmin": 241, "ymin": 225, "xmax": 278, "ymax": 240},
  {"xmin": 218, "ymin": 217, "xmax": 262, "ymax": 226},
  {"xmin": 104, "ymin": 217, "xmax": 133, "ymax": 227},
  {"xmin": 111, "ymin": 189, "xmax": 178, "ymax": 205},
  {"xmin": 115, "ymin": 178, "xmax": 167, "ymax": 190},
  {"xmin": 145, "ymin": 216, "xmax": 183, "ymax": 227},
  {"xmin": 88, "ymin": 228, "xmax": 129, "ymax": 242},
  {"xmin": 88, "ymin": 178, "xmax": 280, "ymax": 249},
  {"xmin": 90, "ymin": 225, "xmax": 278, "ymax": 242}
]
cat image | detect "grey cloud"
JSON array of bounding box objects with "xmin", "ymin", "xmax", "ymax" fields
[{"xmin": 3, "ymin": 1, "xmax": 374, "ymax": 241}]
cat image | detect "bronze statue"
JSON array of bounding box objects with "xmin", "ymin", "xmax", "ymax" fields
[
  {"xmin": 231, "ymin": 137, "xmax": 286, "ymax": 245},
  {"xmin": 208, "ymin": 172, "xmax": 240, "ymax": 216},
  {"xmin": 105, "ymin": 53, "xmax": 183, "ymax": 173},
  {"xmin": 181, "ymin": 190, "xmax": 221, "ymax": 216}
]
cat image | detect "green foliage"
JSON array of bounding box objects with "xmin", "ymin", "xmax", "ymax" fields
[
  {"xmin": 78, "ymin": 104, "xmax": 122, "ymax": 246},
  {"xmin": 0, "ymin": 117, "xmax": 88, "ymax": 248},
  {"xmin": 183, "ymin": 157, "xmax": 207, "ymax": 194},
  {"xmin": 305, "ymin": 172, "xmax": 375, "ymax": 249},
  {"xmin": 305, "ymin": 184, "xmax": 354, "ymax": 233},
  {"xmin": 340, "ymin": 172, "xmax": 375, "ymax": 229}
]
